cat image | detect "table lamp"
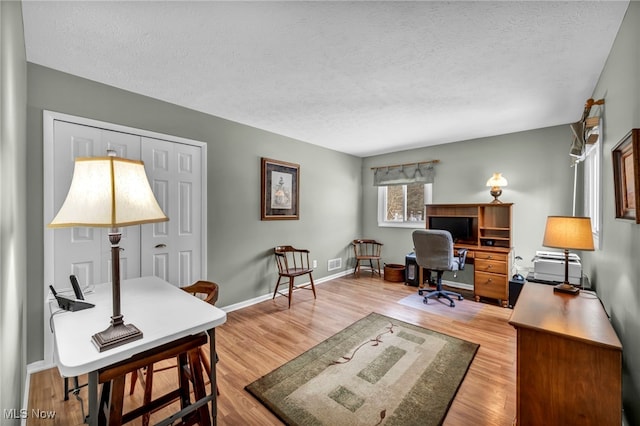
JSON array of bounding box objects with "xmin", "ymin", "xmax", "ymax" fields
[
  {"xmin": 542, "ymin": 216, "xmax": 594, "ymax": 295},
  {"xmin": 486, "ymin": 173, "xmax": 508, "ymax": 204},
  {"xmin": 48, "ymin": 152, "xmax": 168, "ymax": 351}
]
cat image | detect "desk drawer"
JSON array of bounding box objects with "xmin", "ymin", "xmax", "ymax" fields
[
  {"xmin": 475, "ymin": 252, "xmax": 507, "ymax": 262},
  {"xmin": 475, "ymin": 258, "xmax": 507, "ymax": 275},
  {"xmin": 475, "ymin": 271, "xmax": 508, "ymax": 300}
]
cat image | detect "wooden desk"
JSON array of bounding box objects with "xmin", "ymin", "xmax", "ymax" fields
[
  {"xmin": 509, "ymin": 283, "xmax": 622, "ymax": 425},
  {"xmin": 424, "ymin": 203, "xmax": 513, "ymax": 306},
  {"xmin": 50, "ymin": 276, "xmax": 227, "ymax": 425}
]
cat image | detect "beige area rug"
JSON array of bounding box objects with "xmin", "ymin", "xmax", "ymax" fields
[
  {"xmin": 397, "ymin": 291, "xmax": 482, "ymax": 322},
  {"xmin": 245, "ymin": 312, "xmax": 479, "ymax": 426}
]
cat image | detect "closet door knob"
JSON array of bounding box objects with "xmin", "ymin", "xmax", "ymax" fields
[{"xmin": 155, "ymin": 243, "xmax": 167, "ymax": 249}]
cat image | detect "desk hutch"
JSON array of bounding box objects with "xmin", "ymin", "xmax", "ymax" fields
[{"xmin": 425, "ymin": 203, "xmax": 513, "ymax": 307}]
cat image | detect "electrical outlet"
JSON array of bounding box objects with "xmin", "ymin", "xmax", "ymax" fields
[{"xmin": 313, "ymin": 260, "xmax": 318, "ymax": 268}]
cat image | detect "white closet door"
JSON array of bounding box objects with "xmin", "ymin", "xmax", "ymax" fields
[
  {"xmin": 51, "ymin": 121, "xmax": 141, "ymax": 290},
  {"xmin": 141, "ymin": 137, "xmax": 203, "ymax": 287}
]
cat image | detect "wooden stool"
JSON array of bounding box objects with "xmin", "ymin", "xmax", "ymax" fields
[{"xmin": 98, "ymin": 332, "xmax": 211, "ymax": 426}]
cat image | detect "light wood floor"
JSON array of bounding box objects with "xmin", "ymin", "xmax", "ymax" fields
[{"xmin": 28, "ymin": 275, "xmax": 517, "ymax": 425}]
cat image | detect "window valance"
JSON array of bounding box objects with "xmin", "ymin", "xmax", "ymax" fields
[{"xmin": 372, "ymin": 160, "xmax": 439, "ymax": 186}]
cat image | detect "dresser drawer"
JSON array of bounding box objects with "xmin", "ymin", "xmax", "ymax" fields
[
  {"xmin": 475, "ymin": 271, "xmax": 508, "ymax": 300},
  {"xmin": 475, "ymin": 258, "xmax": 507, "ymax": 275},
  {"xmin": 474, "ymin": 251, "xmax": 508, "ymax": 262}
]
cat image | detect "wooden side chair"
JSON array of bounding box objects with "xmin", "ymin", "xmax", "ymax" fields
[
  {"xmin": 352, "ymin": 239, "xmax": 383, "ymax": 277},
  {"xmin": 129, "ymin": 280, "xmax": 220, "ymax": 426},
  {"xmin": 273, "ymin": 246, "xmax": 317, "ymax": 308}
]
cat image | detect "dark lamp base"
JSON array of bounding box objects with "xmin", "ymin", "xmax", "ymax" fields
[
  {"xmin": 92, "ymin": 321, "xmax": 143, "ymax": 352},
  {"xmin": 553, "ymin": 283, "xmax": 580, "ymax": 295}
]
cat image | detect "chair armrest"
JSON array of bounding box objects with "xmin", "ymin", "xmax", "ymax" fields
[{"xmin": 456, "ymin": 249, "xmax": 468, "ymax": 270}]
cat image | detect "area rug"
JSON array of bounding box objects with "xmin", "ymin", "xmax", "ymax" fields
[
  {"xmin": 245, "ymin": 312, "xmax": 479, "ymax": 425},
  {"xmin": 397, "ymin": 292, "xmax": 482, "ymax": 322}
]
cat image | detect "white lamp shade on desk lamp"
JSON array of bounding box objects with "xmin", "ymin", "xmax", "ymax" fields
[{"xmin": 49, "ymin": 156, "xmax": 167, "ymax": 228}]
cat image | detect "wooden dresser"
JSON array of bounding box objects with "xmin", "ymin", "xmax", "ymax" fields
[{"xmin": 509, "ymin": 283, "xmax": 622, "ymax": 425}]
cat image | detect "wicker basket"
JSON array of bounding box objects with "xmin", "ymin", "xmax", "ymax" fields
[{"xmin": 383, "ymin": 263, "xmax": 405, "ymax": 282}]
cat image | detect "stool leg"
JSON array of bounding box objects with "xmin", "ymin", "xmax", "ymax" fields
[
  {"xmin": 141, "ymin": 364, "xmax": 154, "ymax": 426},
  {"xmin": 99, "ymin": 380, "xmax": 111, "ymax": 426},
  {"xmin": 199, "ymin": 347, "xmax": 220, "ymax": 396},
  {"xmin": 177, "ymin": 353, "xmax": 191, "ymax": 410},
  {"xmin": 129, "ymin": 370, "xmax": 137, "ymax": 396},
  {"xmin": 107, "ymin": 375, "xmax": 126, "ymax": 426},
  {"xmin": 189, "ymin": 349, "xmax": 211, "ymax": 426}
]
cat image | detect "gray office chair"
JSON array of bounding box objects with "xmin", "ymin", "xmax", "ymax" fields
[{"xmin": 412, "ymin": 229, "xmax": 468, "ymax": 307}]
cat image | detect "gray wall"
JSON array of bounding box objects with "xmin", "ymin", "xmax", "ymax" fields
[
  {"xmin": 26, "ymin": 64, "xmax": 362, "ymax": 363},
  {"xmin": 584, "ymin": 2, "xmax": 640, "ymax": 423},
  {"xmin": 1, "ymin": 1, "xmax": 28, "ymax": 421},
  {"xmin": 361, "ymin": 126, "xmax": 575, "ymax": 270}
]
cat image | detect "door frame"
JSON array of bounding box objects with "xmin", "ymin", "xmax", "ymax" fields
[{"xmin": 43, "ymin": 110, "xmax": 208, "ymax": 365}]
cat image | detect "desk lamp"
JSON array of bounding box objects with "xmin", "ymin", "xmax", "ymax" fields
[
  {"xmin": 49, "ymin": 152, "xmax": 168, "ymax": 351},
  {"xmin": 486, "ymin": 173, "xmax": 508, "ymax": 204},
  {"xmin": 542, "ymin": 216, "xmax": 594, "ymax": 295}
]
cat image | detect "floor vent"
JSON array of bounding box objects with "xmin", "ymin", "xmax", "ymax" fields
[{"xmin": 328, "ymin": 258, "xmax": 342, "ymax": 271}]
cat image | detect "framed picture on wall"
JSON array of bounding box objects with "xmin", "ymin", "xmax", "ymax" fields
[
  {"xmin": 612, "ymin": 129, "xmax": 640, "ymax": 223},
  {"xmin": 261, "ymin": 157, "xmax": 300, "ymax": 220}
]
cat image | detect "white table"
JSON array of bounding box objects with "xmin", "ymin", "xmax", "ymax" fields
[{"xmin": 50, "ymin": 276, "xmax": 227, "ymax": 425}]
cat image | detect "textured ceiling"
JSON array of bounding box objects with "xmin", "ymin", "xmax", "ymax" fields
[{"xmin": 22, "ymin": 1, "xmax": 629, "ymax": 157}]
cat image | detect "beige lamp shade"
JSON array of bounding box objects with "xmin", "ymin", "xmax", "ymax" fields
[
  {"xmin": 49, "ymin": 156, "xmax": 168, "ymax": 228},
  {"xmin": 486, "ymin": 173, "xmax": 508, "ymax": 187},
  {"xmin": 542, "ymin": 216, "xmax": 594, "ymax": 251}
]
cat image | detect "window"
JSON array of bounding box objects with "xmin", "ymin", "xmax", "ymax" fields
[
  {"xmin": 378, "ymin": 183, "xmax": 433, "ymax": 227},
  {"xmin": 583, "ymin": 137, "xmax": 601, "ymax": 248}
]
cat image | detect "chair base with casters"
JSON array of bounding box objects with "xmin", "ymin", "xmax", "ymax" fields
[
  {"xmin": 273, "ymin": 246, "xmax": 317, "ymax": 308},
  {"xmin": 412, "ymin": 229, "xmax": 468, "ymax": 308},
  {"xmin": 418, "ymin": 269, "xmax": 464, "ymax": 307}
]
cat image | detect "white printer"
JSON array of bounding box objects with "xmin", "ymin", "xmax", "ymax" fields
[{"xmin": 533, "ymin": 251, "xmax": 582, "ymax": 285}]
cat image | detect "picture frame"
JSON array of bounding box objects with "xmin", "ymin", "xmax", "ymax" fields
[
  {"xmin": 612, "ymin": 129, "xmax": 640, "ymax": 223},
  {"xmin": 261, "ymin": 157, "xmax": 300, "ymax": 220}
]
